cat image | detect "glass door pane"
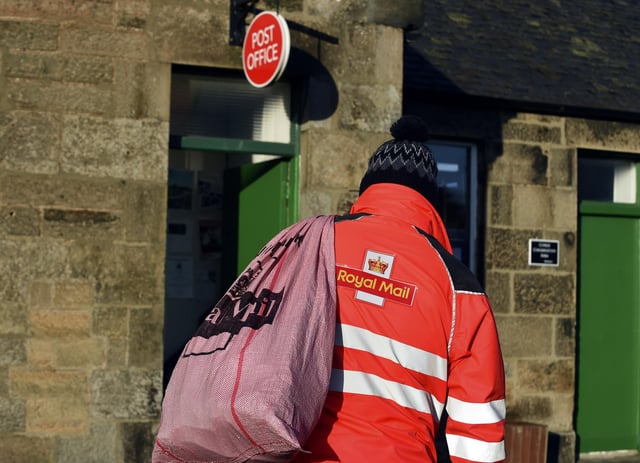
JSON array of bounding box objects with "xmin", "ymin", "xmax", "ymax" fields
[{"xmin": 429, "ymin": 142, "xmax": 478, "ymax": 274}]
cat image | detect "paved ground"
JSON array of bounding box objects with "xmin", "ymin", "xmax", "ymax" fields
[{"xmin": 578, "ymin": 452, "xmax": 640, "ymax": 462}]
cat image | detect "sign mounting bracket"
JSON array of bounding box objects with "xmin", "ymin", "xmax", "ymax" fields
[{"xmin": 229, "ymin": 0, "xmax": 339, "ymax": 46}]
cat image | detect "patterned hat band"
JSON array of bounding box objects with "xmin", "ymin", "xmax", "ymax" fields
[
  {"xmin": 366, "ymin": 141, "xmax": 438, "ymax": 179},
  {"xmin": 359, "ymin": 116, "xmax": 438, "ymax": 202}
]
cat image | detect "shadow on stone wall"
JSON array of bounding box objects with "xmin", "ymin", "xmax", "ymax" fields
[{"xmin": 283, "ymin": 48, "xmax": 338, "ymax": 123}]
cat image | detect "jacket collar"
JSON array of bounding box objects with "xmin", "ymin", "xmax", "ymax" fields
[{"xmin": 350, "ymin": 183, "xmax": 453, "ymax": 253}]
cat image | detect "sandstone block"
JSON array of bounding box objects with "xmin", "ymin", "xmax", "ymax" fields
[
  {"xmin": 0, "ymin": 302, "xmax": 28, "ymax": 335},
  {"xmin": 496, "ymin": 315, "xmax": 552, "ymax": 357},
  {"xmin": 54, "ymin": 338, "xmax": 105, "ymax": 369},
  {"xmin": 512, "ymin": 186, "xmax": 577, "ymax": 231},
  {"xmin": 0, "ymin": 398, "xmax": 26, "ymax": 432},
  {"xmin": 0, "ymin": 172, "xmax": 125, "ymax": 210},
  {"xmin": 484, "ymin": 271, "xmax": 511, "ymax": 313},
  {"xmin": 507, "ymin": 395, "xmax": 553, "ymax": 422},
  {"xmin": 0, "ymin": 20, "xmax": 58, "ymax": 50},
  {"xmin": 0, "ymin": 366, "xmax": 8, "ymax": 396},
  {"xmin": 26, "ymin": 395, "xmax": 89, "ymax": 434},
  {"xmin": 323, "ymin": 25, "xmax": 403, "ymax": 88},
  {"xmin": 549, "ymin": 189, "xmax": 578, "ymax": 230},
  {"xmin": 7, "ymin": 79, "xmax": 112, "ymax": 114},
  {"xmin": 512, "ymin": 185, "xmax": 553, "ymax": 228},
  {"xmin": 0, "ymin": 435, "xmax": 56, "ymax": 463},
  {"xmin": 486, "ymin": 227, "xmax": 539, "ymax": 270},
  {"xmin": 116, "ymin": 0, "xmax": 150, "ymax": 29},
  {"xmin": 26, "ymin": 339, "xmax": 55, "ymax": 368},
  {"xmin": 61, "ymin": 116, "xmax": 168, "ymax": 182},
  {"xmin": 0, "ymin": 336, "xmax": 26, "ymax": 366},
  {"xmin": 0, "ymin": 240, "xmax": 69, "ymax": 284},
  {"xmin": 72, "ymin": 244, "xmax": 162, "ymax": 305},
  {"xmin": 113, "ymin": 61, "xmax": 172, "ymax": 120},
  {"xmin": 29, "ymin": 280, "xmax": 53, "ymax": 310},
  {"xmin": 59, "ymin": 26, "xmax": 148, "ymax": 59},
  {"xmin": 93, "ymin": 307, "xmax": 129, "ymax": 338},
  {"xmin": 549, "ymin": 147, "xmax": 576, "ymax": 188},
  {"xmin": 307, "ymin": 129, "xmax": 386, "ymax": 189},
  {"xmin": 128, "ymin": 308, "xmax": 163, "ymax": 368},
  {"xmin": 299, "ymin": 190, "xmax": 333, "ymax": 219},
  {"xmin": 10, "ymin": 369, "xmax": 87, "ymax": 398},
  {"xmin": 0, "ymin": 111, "xmax": 61, "ymax": 175},
  {"xmin": 4, "ymin": 52, "xmax": 114, "ymax": 83},
  {"xmin": 57, "ymin": 421, "xmax": 117, "ymax": 463},
  {"xmin": 0, "ymin": 1, "xmax": 113, "ymax": 24},
  {"xmin": 489, "ymin": 143, "xmax": 549, "ymax": 185},
  {"xmin": 544, "ymin": 394, "xmax": 575, "ymax": 430},
  {"xmin": 489, "ymin": 184, "xmax": 513, "ymax": 226},
  {"xmin": 29, "ymin": 311, "xmax": 91, "ymax": 338},
  {"xmin": 338, "ymin": 84, "xmax": 401, "ymax": 132},
  {"xmin": 105, "ymin": 338, "xmax": 128, "ymax": 368},
  {"xmin": 514, "ymin": 273, "xmax": 574, "ymax": 314},
  {"xmin": 0, "ymin": 206, "xmax": 40, "ymax": 237},
  {"xmin": 555, "ymin": 317, "xmax": 576, "ymax": 357},
  {"xmin": 153, "ymin": 4, "xmax": 240, "ymax": 64},
  {"xmin": 121, "ymin": 182, "xmax": 166, "ymax": 244},
  {"xmin": 566, "ymin": 118, "xmax": 640, "ymax": 151},
  {"xmin": 518, "ymin": 359, "xmax": 574, "ymax": 393},
  {"xmin": 53, "ymin": 281, "xmax": 94, "ymax": 309},
  {"xmin": 91, "ymin": 369, "xmax": 162, "ymax": 419},
  {"xmin": 503, "ymin": 120, "xmax": 562, "ymax": 144}
]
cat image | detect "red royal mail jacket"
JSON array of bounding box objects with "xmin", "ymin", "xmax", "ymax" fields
[{"xmin": 295, "ymin": 183, "xmax": 506, "ymax": 463}]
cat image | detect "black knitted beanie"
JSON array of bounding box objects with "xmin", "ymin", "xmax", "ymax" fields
[{"xmin": 358, "ymin": 115, "xmax": 438, "ymax": 202}]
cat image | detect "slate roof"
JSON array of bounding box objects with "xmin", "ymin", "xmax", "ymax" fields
[{"xmin": 404, "ymin": 0, "xmax": 640, "ymax": 120}]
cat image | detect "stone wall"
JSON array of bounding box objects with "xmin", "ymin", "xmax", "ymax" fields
[
  {"xmin": 5, "ymin": 0, "xmax": 635, "ymax": 462},
  {"xmin": 486, "ymin": 113, "xmax": 579, "ymax": 463},
  {"xmin": 0, "ymin": 0, "xmax": 410, "ymax": 461},
  {"xmin": 0, "ymin": 1, "xmax": 170, "ymax": 461}
]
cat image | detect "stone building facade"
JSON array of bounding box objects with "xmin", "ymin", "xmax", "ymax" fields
[{"xmin": 1, "ymin": 1, "xmax": 639, "ymax": 462}]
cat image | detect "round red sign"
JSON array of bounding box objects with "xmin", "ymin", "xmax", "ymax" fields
[{"xmin": 242, "ymin": 11, "xmax": 291, "ymax": 88}]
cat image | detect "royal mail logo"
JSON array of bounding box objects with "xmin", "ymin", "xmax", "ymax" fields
[
  {"xmin": 367, "ymin": 256, "xmax": 389, "ymax": 274},
  {"xmin": 336, "ymin": 250, "xmax": 416, "ymax": 307}
]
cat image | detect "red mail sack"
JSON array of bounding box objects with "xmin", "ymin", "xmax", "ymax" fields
[{"xmin": 153, "ymin": 215, "xmax": 336, "ymax": 463}]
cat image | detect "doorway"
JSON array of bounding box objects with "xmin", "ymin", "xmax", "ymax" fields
[
  {"xmin": 163, "ymin": 67, "xmax": 300, "ymax": 388},
  {"xmin": 576, "ymin": 152, "xmax": 640, "ymax": 453}
]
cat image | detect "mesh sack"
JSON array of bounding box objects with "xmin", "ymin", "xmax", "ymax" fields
[{"xmin": 153, "ymin": 215, "xmax": 336, "ymax": 463}]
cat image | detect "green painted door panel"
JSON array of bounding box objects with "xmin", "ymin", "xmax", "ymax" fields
[
  {"xmin": 577, "ymin": 213, "xmax": 640, "ymax": 452},
  {"xmin": 222, "ymin": 159, "xmax": 291, "ymax": 288}
]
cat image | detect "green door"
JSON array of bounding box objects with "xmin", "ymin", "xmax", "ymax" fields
[
  {"xmin": 222, "ymin": 158, "xmax": 295, "ymax": 288},
  {"xmin": 577, "ymin": 206, "xmax": 640, "ymax": 452}
]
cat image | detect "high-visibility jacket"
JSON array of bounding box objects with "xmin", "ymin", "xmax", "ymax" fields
[{"xmin": 295, "ymin": 183, "xmax": 506, "ymax": 463}]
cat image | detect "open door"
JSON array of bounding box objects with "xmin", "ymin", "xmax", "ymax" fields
[
  {"xmin": 222, "ymin": 158, "xmax": 294, "ymax": 289},
  {"xmin": 164, "ymin": 67, "xmax": 299, "ymax": 389},
  {"xmin": 163, "ymin": 155, "xmax": 296, "ymax": 389}
]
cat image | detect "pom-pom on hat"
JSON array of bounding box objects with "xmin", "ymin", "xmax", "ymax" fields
[{"xmin": 359, "ymin": 115, "xmax": 439, "ymax": 202}]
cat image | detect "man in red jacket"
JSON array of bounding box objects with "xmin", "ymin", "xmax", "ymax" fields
[{"xmin": 295, "ymin": 116, "xmax": 506, "ymax": 463}]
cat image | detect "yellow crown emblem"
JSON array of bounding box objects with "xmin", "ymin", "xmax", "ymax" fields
[{"xmin": 368, "ymin": 256, "xmax": 389, "ymax": 274}]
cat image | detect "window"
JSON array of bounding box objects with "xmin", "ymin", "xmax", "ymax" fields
[
  {"xmin": 171, "ymin": 68, "xmax": 291, "ymax": 143},
  {"xmin": 578, "ymin": 151, "xmax": 638, "ymax": 204},
  {"xmin": 428, "ymin": 141, "xmax": 479, "ymax": 274}
]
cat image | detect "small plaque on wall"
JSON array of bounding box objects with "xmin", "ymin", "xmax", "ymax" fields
[{"xmin": 528, "ymin": 239, "xmax": 560, "ymax": 266}]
